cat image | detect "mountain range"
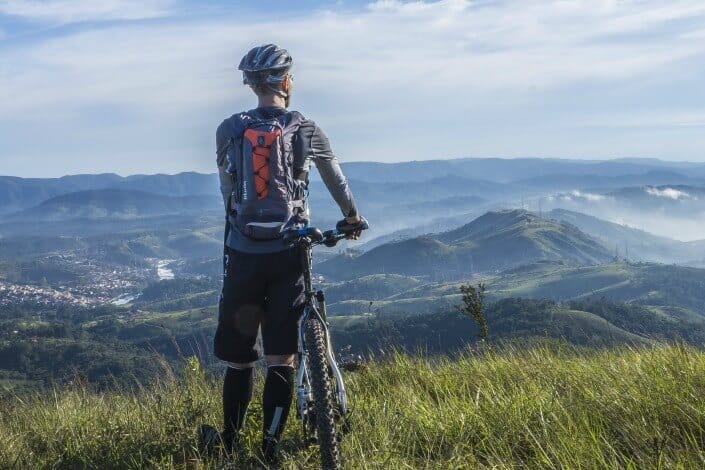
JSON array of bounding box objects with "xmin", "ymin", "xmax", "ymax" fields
[
  {"xmin": 0, "ymin": 172, "xmax": 217, "ymax": 215},
  {"xmin": 319, "ymin": 209, "xmax": 612, "ymax": 280},
  {"xmin": 5, "ymin": 156, "xmax": 705, "ymax": 285},
  {"xmin": 8, "ymin": 189, "xmax": 220, "ymax": 221},
  {"xmin": 334, "ymin": 157, "xmax": 705, "ymax": 184},
  {"xmin": 547, "ymin": 209, "xmax": 705, "ymax": 264},
  {"xmin": 6, "ymin": 156, "xmax": 705, "ymax": 210}
]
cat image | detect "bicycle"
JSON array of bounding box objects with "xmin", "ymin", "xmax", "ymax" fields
[{"xmin": 282, "ymin": 219, "xmax": 368, "ymax": 469}]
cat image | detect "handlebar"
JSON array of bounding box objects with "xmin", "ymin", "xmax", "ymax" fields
[{"xmin": 282, "ymin": 218, "xmax": 369, "ymax": 248}]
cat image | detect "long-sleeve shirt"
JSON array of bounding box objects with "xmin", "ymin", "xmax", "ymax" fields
[{"xmin": 216, "ymin": 106, "xmax": 358, "ymax": 253}]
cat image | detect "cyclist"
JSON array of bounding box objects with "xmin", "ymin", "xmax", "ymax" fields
[{"xmin": 212, "ymin": 44, "xmax": 363, "ymax": 462}]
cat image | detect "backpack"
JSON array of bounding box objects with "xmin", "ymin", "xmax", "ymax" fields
[{"xmin": 225, "ymin": 110, "xmax": 307, "ymax": 240}]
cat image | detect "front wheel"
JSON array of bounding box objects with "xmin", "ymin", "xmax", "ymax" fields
[{"xmin": 305, "ymin": 314, "xmax": 341, "ymax": 469}]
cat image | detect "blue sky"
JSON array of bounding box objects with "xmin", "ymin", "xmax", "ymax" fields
[{"xmin": 1, "ymin": 0, "xmax": 705, "ymax": 177}]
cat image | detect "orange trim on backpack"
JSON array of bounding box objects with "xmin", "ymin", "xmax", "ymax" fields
[{"xmin": 244, "ymin": 128, "xmax": 281, "ymax": 199}]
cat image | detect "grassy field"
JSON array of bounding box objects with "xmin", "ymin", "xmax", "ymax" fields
[{"xmin": 2, "ymin": 343, "xmax": 705, "ymax": 468}]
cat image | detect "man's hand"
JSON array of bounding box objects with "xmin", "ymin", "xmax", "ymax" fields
[{"xmin": 343, "ymin": 215, "xmax": 363, "ymax": 240}]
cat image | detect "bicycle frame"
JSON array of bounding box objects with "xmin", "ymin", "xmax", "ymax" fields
[{"xmin": 294, "ymin": 238, "xmax": 348, "ymax": 431}]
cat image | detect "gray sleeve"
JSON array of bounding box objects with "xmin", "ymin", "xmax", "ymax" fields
[
  {"xmin": 306, "ymin": 124, "xmax": 358, "ymax": 218},
  {"xmin": 216, "ymin": 120, "xmax": 234, "ymax": 213}
]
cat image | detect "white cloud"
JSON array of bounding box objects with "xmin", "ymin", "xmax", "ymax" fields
[
  {"xmin": 682, "ymin": 28, "xmax": 705, "ymax": 39},
  {"xmin": 367, "ymin": 0, "xmax": 468, "ymax": 14},
  {"xmin": 2, "ymin": 0, "xmax": 705, "ymax": 175},
  {"xmin": 645, "ymin": 186, "xmax": 694, "ymax": 200},
  {"xmin": 570, "ymin": 190, "xmax": 607, "ymax": 202},
  {"xmin": 0, "ymin": 0, "xmax": 172, "ymax": 23},
  {"xmin": 3, "ymin": 0, "xmax": 704, "ymax": 117},
  {"xmin": 581, "ymin": 111, "xmax": 705, "ymax": 129}
]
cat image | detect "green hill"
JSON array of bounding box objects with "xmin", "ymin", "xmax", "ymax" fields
[
  {"xmin": 3, "ymin": 344, "xmax": 705, "ymax": 468},
  {"xmin": 323, "ymin": 274, "xmax": 422, "ymax": 304},
  {"xmin": 319, "ymin": 210, "xmax": 611, "ymax": 280},
  {"xmin": 328, "ymin": 299, "xmax": 653, "ymax": 354},
  {"xmin": 325, "ymin": 261, "xmax": 705, "ymax": 323},
  {"xmin": 487, "ymin": 261, "xmax": 705, "ymax": 311},
  {"xmin": 607, "ymin": 185, "xmax": 705, "ymax": 213},
  {"xmin": 5, "ymin": 293, "xmax": 691, "ymax": 394},
  {"xmin": 0, "ymin": 235, "xmax": 87, "ymax": 260}
]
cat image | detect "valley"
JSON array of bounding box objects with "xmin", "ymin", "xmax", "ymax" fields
[{"xmin": 4, "ymin": 156, "xmax": 705, "ymax": 391}]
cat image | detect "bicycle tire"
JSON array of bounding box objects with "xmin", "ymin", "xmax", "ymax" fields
[{"xmin": 305, "ymin": 313, "xmax": 342, "ymax": 469}]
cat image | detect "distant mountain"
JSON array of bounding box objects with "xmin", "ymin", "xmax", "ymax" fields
[
  {"xmin": 604, "ymin": 185, "xmax": 705, "ymax": 215},
  {"xmin": 10, "ymin": 189, "xmax": 220, "ymax": 221},
  {"xmin": 0, "ymin": 173, "xmax": 122, "ymax": 214},
  {"xmin": 335, "ymin": 157, "xmax": 700, "ymax": 184},
  {"xmin": 7, "ymin": 156, "xmax": 704, "ymax": 214},
  {"xmin": 0, "ymin": 172, "xmax": 218, "ymax": 214},
  {"xmin": 318, "ymin": 209, "xmax": 612, "ymax": 280},
  {"xmin": 116, "ymin": 172, "xmax": 217, "ymax": 197},
  {"xmin": 516, "ymin": 170, "xmax": 699, "ymax": 193},
  {"xmin": 309, "ymin": 176, "xmax": 500, "ymax": 209},
  {"xmin": 306, "ymin": 176, "xmax": 497, "ymax": 236},
  {"xmin": 356, "ymin": 207, "xmax": 497, "ymax": 252},
  {"xmin": 546, "ymin": 209, "xmax": 703, "ymax": 263},
  {"xmin": 6, "ymin": 158, "xmax": 705, "ymax": 247},
  {"xmin": 538, "ymin": 184, "xmax": 705, "ymax": 241}
]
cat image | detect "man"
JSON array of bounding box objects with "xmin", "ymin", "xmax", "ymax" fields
[{"xmin": 211, "ymin": 44, "xmax": 363, "ymax": 462}]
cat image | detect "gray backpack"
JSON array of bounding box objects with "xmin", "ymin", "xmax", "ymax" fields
[{"xmin": 225, "ymin": 110, "xmax": 307, "ymax": 240}]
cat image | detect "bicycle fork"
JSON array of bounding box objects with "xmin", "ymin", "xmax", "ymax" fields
[{"xmin": 295, "ymin": 298, "xmax": 349, "ymax": 431}]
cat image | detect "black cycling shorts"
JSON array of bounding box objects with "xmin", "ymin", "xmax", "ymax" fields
[{"xmin": 214, "ymin": 246, "xmax": 306, "ymax": 364}]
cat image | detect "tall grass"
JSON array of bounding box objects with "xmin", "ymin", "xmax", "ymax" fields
[{"xmin": 2, "ymin": 344, "xmax": 705, "ymax": 468}]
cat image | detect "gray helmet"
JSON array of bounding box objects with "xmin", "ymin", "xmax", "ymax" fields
[{"xmin": 238, "ymin": 44, "xmax": 292, "ymax": 86}]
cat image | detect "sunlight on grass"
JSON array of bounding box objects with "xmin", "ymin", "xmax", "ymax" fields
[{"xmin": 2, "ymin": 345, "xmax": 705, "ymax": 468}]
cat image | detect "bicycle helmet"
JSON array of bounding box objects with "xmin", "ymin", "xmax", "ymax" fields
[{"xmin": 238, "ymin": 44, "xmax": 292, "ymax": 87}]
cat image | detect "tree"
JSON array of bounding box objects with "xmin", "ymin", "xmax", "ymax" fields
[{"xmin": 458, "ymin": 283, "xmax": 488, "ymax": 340}]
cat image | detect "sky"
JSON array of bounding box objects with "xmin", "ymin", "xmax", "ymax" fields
[{"xmin": 1, "ymin": 0, "xmax": 705, "ymax": 177}]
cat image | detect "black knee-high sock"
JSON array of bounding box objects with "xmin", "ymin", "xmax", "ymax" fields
[
  {"xmin": 262, "ymin": 365, "xmax": 295, "ymax": 443},
  {"xmin": 223, "ymin": 366, "xmax": 253, "ymax": 439}
]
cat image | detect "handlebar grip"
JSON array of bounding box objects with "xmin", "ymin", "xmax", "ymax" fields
[{"xmin": 335, "ymin": 216, "xmax": 370, "ymax": 234}]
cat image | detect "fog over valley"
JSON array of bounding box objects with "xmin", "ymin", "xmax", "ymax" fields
[{"xmin": 6, "ymin": 156, "xmax": 705, "ymax": 432}]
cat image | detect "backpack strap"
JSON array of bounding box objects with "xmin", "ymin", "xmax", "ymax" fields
[
  {"xmin": 224, "ymin": 113, "xmax": 249, "ymax": 212},
  {"xmin": 282, "ymin": 111, "xmax": 307, "ymax": 181}
]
